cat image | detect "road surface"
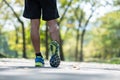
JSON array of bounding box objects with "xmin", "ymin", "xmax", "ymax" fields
[{"xmin": 0, "ymin": 58, "xmax": 120, "ymax": 80}]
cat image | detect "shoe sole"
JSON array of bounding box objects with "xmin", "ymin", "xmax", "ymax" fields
[
  {"xmin": 35, "ymin": 62, "xmax": 44, "ymax": 67},
  {"xmin": 50, "ymin": 54, "xmax": 60, "ymax": 68},
  {"xmin": 49, "ymin": 41, "xmax": 61, "ymax": 68}
]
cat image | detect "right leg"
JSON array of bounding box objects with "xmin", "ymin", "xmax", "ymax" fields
[
  {"xmin": 31, "ymin": 19, "xmax": 44, "ymax": 67},
  {"xmin": 23, "ymin": 0, "xmax": 44, "ymax": 67},
  {"xmin": 30, "ymin": 19, "xmax": 40, "ymax": 54}
]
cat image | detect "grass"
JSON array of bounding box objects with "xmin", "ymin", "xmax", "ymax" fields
[
  {"xmin": 106, "ymin": 58, "xmax": 120, "ymax": 64},
  {"xmin": 85, "ymin": 58, "xmax": 120, "ymax": 64}
]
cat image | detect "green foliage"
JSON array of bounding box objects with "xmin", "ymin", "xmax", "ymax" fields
[
  {"xmin": 113, "ymin": 0, "xmax": 120, "ymax": 6},
  {"xmin": 107, "ymin": 58, "xmax": 120, "ymax": 64},
  {"xmin": 59, "ymin": 0, "xmax": 68, "ymax": 8},
  {"xmin": 85, "ymin": 10, "xmax": 120, "ymax": 61},
  {"xmin": 85, "ymin": 58, "xmax": 120, "ymax": 64},
  {"xmin": 0, "ymin": 0, "xmax": 120, "ymax": 64}
]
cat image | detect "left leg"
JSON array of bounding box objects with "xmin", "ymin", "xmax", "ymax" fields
[
  {"xmin": 47, "ymin": 19, "xmax": 60, "ymax": 43},
  {"xmin": 41, "ymin": 0, "xmax": 60, "ymax": 67},
  {"xmin": 47, "ymin": 19, "xmax": 61, "ymax": 68}
]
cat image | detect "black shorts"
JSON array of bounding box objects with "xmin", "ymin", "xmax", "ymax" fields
[{"xmin": 23, "ymin": 0, "xmax": 59, "ymax": 21}]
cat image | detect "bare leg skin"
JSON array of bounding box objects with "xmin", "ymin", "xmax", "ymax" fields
[
  {"xmin": 47, "ymin": 20, "xmax": 60, "ymax": 43},
  {"xmin": 47, "ymin": 20, "xmax": 61, "ymax": 68},
  {"xmin": 30, "ymin": 19, "xmax": 40, "ymax": 53}
]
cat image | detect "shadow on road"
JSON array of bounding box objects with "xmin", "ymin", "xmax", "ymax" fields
[{"xmin": 0, "ymin": 72, "xmax": 117, "ymax": 80}]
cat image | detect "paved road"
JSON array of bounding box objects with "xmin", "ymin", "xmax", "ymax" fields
[{"xmin": 0, "ymin": 58, "xmax": 120, "ymax": 80}]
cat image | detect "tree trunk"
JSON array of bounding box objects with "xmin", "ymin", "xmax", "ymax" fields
[
  {"xmin": 75, "ymin": 29, "xmax": 80, "ymax": 61},
  {"xmin": 21, "ymin": 22, "xmax": 26, "ymax": 58},
  {"xmin": 3, "ymin": 0, "xmax": 27, "ymax": 58},
  {"xmin": 57, "ymin": 0, "xmax": 73, "ymax": 61},
  {"xmin": 79, "ymin": 9, "xmax": 94, "ymax": 61},
  {"xmin": 79, "ymin": 29, "xmax": 85, "ymax": 61},
  {"xmin": 58, "ymin": 30, "xmax": 64, "ymax": 61},
  {"xmin": 45, "ymin": 23, "xmax": 49, "ymax": 60},
  {"xmin": 74, "ymin": 4, "xmax": 83, "ymax": 61}
]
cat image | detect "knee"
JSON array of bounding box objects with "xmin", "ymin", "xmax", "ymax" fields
[
  {"xmin": 47, "ymin": 20, "xmax": 59, "ymax": 32},
  {"xmin": 31, "ymin": 19, "xmax": 40, "ymax": 31},
  {"xmin": 49, "ymin": 27, "xmax": 59, "ymax": 34}
]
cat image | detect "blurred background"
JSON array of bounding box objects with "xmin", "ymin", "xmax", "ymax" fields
[{"xmin": 0, "ymin": 0, "xmax": 120, "ymax": 64}]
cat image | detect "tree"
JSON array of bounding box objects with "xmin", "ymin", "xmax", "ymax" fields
[
  {"xmin": 55, "ymin": 0, "xmax": 73, "ymax": 60},
  {"xmin": 113, "ymin": 0, "xmax": 120, "ymax": 6},
  {"xmin": 2, "ymin": 0, "xmax": 27, "ymax": 58},
  {"xmin": 86, "ymin": 10, "xmax": 120, "ymax": 60}
]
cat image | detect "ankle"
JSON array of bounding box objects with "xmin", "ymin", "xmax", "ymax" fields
[{"xmin": 36, "ymin": 52, "xmax": 43, "ymax": 58}]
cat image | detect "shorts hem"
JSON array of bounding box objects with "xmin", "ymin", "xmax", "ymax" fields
[
  {"xmin": 43, "ymin": 16, "xmax": 59, "ymax": 21},
  {"xmin": 23, "ymin": 14, "xmax": 41, "ymax": 19}
]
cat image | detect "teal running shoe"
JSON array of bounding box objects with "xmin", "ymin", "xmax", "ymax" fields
[
  {"xmin": 49, "ymin": 41, "xmax": 61, "ymax": 67},
  {"xmin": 35, "ymin": 56, "xmax": 44, "ymax": 67}
]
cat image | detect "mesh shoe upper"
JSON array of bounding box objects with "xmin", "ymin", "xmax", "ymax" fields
[{"xmin": 35, "ymin": 56, "xmax": 44, "ymax": 67}]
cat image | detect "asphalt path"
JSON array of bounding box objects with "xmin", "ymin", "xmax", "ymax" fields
[{"xmin": 0, "ymin": 58, "xmax": 120, "ymax": 80}]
